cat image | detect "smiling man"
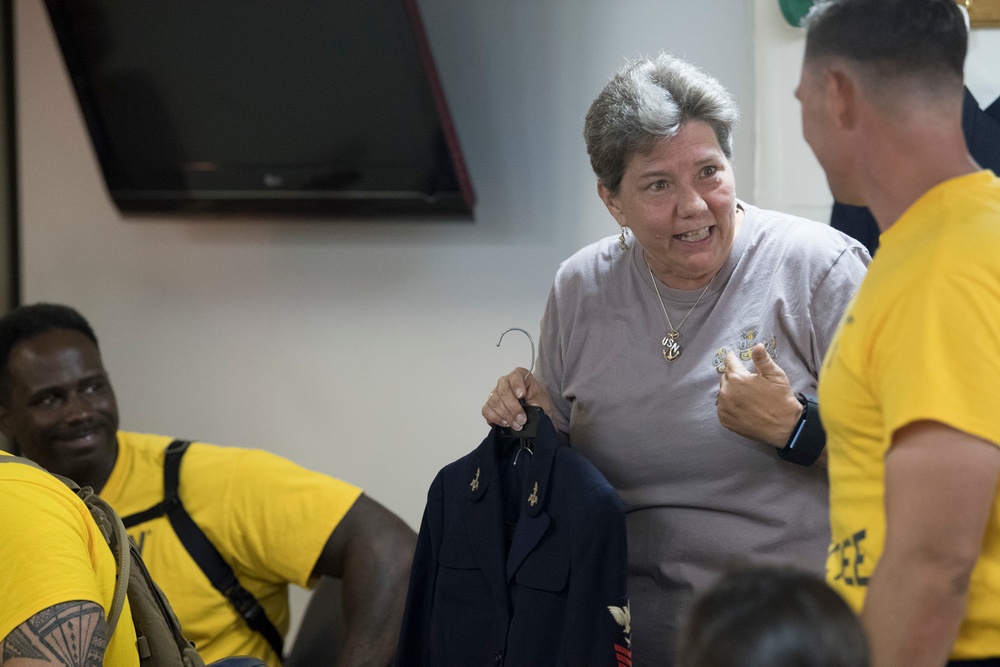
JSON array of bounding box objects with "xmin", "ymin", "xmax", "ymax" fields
[
  {"xmin": 1, "ymin": 325, "xmax": 118, "ymax": 490},
  {"xmin": 0, "ymin": 303, "xmax": 415, "ymax": 667}
]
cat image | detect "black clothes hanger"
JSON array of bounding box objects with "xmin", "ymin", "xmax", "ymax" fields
[
  {"xmin": 494, "ymin": 327, "xmax": 545, "ymax": 555},
  {"xmin": 495, "ymin": 327, "xmax": 543, "ymax": 442}
]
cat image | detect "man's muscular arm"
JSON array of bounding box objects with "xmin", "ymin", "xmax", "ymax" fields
[
  {"xmin": 312, "ymin": 494, "xmax": 416, "ymax": 667},
  {"xmin": 863, "ymin": 421, "xmax": 1000, "ymax": 667}
]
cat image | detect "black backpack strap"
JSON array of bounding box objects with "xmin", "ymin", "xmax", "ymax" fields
[
  {"xmin": 120, "ymin": 439, "xmax": 190, "ymax": 528},
  {"xmin": 124, "ymin": 439, "xmax": 285, "ymax": 659},
  {"xmin": 121, "ymin": 497, "xmax": 172, "ymax": 529}
]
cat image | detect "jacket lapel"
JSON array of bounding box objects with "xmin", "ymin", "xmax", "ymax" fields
[
  {"xmin": 506, "ymin": 512, "xmax": 550, "ymax": 582},
  {"xmin": 505, "ymin": 417, "xmax": 561, "ymax": 582}
]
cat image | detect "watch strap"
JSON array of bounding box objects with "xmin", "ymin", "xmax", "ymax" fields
[{"xmin": 777, "ymin": 393, "xmax": 825, "ymax": 466}]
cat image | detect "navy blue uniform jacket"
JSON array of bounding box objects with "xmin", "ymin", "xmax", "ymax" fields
[{"xmin": 395, "ymin": 415, "xmax": 631, "ymax": 666}]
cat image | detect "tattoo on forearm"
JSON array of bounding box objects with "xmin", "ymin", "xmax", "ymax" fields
[{"xmin": 2, "ymin": 601, "xmax": 109, "ymax": 667}]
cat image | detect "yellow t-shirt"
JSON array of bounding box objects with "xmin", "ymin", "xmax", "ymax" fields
[
  {"xmin": 820, "ymin": 170, "xmax": 1000, "ymax": 659},
  {"xmin": 0, "ymin": 451, "xmax": 140, "ymax": 667},
  {"xmin": 100, "ymin": 432, "xmax": 363, "ymax": 666}
]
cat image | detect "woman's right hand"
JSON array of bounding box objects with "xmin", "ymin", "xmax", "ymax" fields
[{"xmin": 481, "ymin": 367, "xmax": 555, "ymax": 431}]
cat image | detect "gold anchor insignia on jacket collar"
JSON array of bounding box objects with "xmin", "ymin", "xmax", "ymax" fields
[
  {"xmin": 528, "ymin": 482, "xmax": 539, "ymax": 507},
  {"xmin": 470, "ymin": 467, "xmax": 481, "ymax": 492}
]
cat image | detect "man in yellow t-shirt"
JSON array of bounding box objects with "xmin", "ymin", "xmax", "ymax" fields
[
  {"xmin": 798, "ymin": 1, "xmax": 1000, "ymax": 666},
  {"xmin": 0, "ymin": 451, "xmax": 140, "ymax": 667},
  {"xmin": 0, "ymin": 304, "xmax": 416, "ymax": 667}
]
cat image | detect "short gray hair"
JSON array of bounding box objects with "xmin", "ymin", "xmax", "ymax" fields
[{"xmin": 584, "ymin": 53, "xmax": 740, "ymax": 193}]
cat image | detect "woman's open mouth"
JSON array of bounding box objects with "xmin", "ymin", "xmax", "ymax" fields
[{"xmin": 674, "ymin": 226, "xmax": 711, "ymax": 242}]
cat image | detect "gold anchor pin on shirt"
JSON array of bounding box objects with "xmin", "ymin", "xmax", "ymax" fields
[
  {"xmin": 470, "ymin": 467, "xmax": 481, "ymax": 492},
  {"xmin": 528, "ymin": 482, "xmax": 539, "ymax": 507}
]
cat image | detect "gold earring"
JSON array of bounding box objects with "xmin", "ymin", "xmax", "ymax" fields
[{"xmin": 618, "ymin": 226, "xmax": 629, "ymax": 251}]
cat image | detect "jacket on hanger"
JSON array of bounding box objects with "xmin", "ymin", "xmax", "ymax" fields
[{"xmin": 395, "ymin": 415, "xmax": 631, "ymax": 667}]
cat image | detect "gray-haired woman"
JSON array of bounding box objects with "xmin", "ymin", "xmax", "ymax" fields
[{"xmin": 483, "ymin": 53, "xmax": 870, "ymax": 664}]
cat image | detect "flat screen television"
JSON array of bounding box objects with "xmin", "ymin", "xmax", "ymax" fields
[{"xmin": 43, "ymin": 0, "xmax": 475, "ymax": 218}]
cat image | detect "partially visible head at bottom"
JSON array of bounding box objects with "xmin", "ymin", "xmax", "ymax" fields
[{"xmin": 678, "ymin": 565, "xmax": 869, "ymax": 667}]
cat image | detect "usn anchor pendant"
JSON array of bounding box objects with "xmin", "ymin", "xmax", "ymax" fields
[{"xmin": 662, "ymin": 330, "xmax": 682, "ymax": 361}]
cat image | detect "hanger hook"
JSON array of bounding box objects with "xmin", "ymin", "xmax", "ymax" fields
[{"xmin": 496, "ymin": 327, "xmax": 535, "ymax": 376}]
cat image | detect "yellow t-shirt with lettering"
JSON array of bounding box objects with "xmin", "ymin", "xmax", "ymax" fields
[
  {"xmin": 101, "ymin": 432, "xmax": 362, "ymax": 666},
  {"xmin": 819, "ymin": 170, "xmax": 1000, "ymax": 659},
  {"xmin": 0, "ymin": 451, "xmax": 140, "ymax": 667}
]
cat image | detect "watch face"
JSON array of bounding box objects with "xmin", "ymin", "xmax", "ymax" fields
[{"xmin": 778, "ymin": 0, "xmax": 816, "ymax": 27}]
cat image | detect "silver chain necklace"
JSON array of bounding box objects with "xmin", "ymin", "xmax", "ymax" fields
[{"xmin": 647, "ymin": 257, "xmax": 714, "ymax": 362}]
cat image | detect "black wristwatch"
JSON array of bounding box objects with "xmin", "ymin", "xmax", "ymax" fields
[{"xmin": 777, "ymin": 393, "xmax": 825, "ymax": 466}]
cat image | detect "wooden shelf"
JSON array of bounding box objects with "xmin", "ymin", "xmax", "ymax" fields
[{"xmin": 958, "ymin": 0, "xmax": 1000, "ymax": 28}]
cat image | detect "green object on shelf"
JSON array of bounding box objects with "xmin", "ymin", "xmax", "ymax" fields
[{"xmin": 779, "ymin": 0, "xmax": 816, "ymax": 27}]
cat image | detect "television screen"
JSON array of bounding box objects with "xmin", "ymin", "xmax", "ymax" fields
[{"xmin": 43, "ymin": 0, "xmax": 475, "ymax": 218}]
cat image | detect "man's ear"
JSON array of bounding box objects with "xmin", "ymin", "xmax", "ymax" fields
[
  {"xmin": 597, "ymin": 182, "xmax": 626, "ymax": 227},
  {"xmin": 824, "ymin": 67, "xmax": 859, "ymax": 131}
]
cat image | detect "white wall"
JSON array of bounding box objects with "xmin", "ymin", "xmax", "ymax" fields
[
  {"xmin": 753, "ymin": 0, "xmax": 832, "ymax": 220},
  {"xmin": 967, "ymin": 28, "xmax": 1000, "ymax": 110},
  {"xmin": 16, "ymin": 0, "xmax": 756, "ymax": 525},
  {"xmin": 15, "ymin": 0, "xmax": 756, "ymax": 625}
]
